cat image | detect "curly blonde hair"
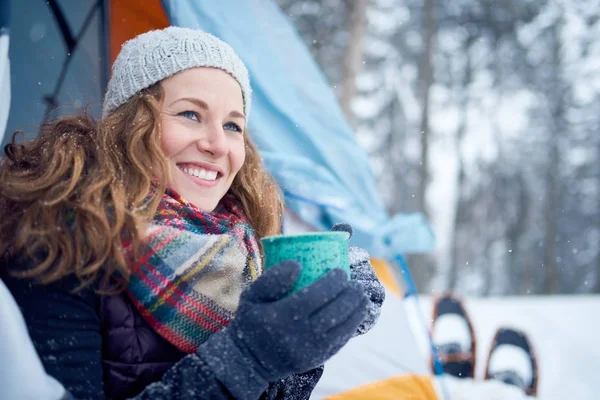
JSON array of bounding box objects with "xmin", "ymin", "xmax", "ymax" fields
[{"xmin": 0, "ymin": 84, "xmax": 283, "ymax": 290}]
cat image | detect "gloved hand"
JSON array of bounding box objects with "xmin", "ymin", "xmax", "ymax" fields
[
  {"xmin": 198, "ymin": 261, "xmax": 369, "ymax": 399},
  {"xmin": 260, "ymin": 365, "xmax": 324, "ymax": 400},
  {"xmin": 331, "ymin": 223, "xmax": 385, "ymax": 336}
]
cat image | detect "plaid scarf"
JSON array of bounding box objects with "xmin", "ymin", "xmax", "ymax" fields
[{"xmin": 125, "ymin": 188, "xmax": 262, "ymax": 353}]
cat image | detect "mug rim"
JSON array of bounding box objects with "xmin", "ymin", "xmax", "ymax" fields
[{"xmin": 259, "ymin": 231, "xmax": 350, "ymax": 243}]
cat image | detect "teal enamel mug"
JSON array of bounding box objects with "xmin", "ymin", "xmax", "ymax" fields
[{"xmin": 260, "ymin": 231, "xmax": 351, "ymax": 293}]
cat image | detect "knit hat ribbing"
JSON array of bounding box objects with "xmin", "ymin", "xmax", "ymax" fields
[{"xmin": 102, "ymin": 27, "xmax": 251, "ymax": 118}]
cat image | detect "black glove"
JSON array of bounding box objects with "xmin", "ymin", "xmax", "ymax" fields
[
  {"xmin": 260, "ymin": 365, "xmax": 324, "ymax": 400},
  {"xmin": 331, "ymin": 223, "xmax": 385, "ymax": 336},
  {"xmin": 198, "ymin": 261, "xmax": 369, "ymax": 400}
]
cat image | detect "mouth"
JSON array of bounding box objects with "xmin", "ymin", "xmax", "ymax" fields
[{"xmin": 176, "ymin": 163, "xmax": 224, "ymax": 187}]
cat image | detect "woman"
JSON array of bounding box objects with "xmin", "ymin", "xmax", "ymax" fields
[{"xmin": 0, "ymin": 27, "xmax": 384, "ymax": 400}]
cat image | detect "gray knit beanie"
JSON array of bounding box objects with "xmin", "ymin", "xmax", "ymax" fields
[{"xmin": 102, "ymin": 26, "xmax": 251, "ymax": 118}]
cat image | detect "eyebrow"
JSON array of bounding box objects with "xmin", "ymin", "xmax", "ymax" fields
[{"xmin": 173, "ymin": 97, "xmax": 245, "ymax": 120}]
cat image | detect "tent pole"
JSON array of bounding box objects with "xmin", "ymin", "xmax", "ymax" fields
[
  {"xmin": 42, "ymin": 0, "xmax": 102, "ymax": 123},
  {"xmin": 396, "ymin": 254, "xmax": 451, "ymax": 400},
  {"xmin": 46, "ymin": 0, "xmax": 75, "ymax": 53}
]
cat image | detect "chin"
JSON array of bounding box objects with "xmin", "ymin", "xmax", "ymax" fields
[{"xmin": 187, "ymin": 197, "xmax": 218, "ymax": 213}]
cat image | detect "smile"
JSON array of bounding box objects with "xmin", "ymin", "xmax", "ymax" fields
[{"xmin": 176, "ymin": 164, "xmax": 223, "ymax": 187}]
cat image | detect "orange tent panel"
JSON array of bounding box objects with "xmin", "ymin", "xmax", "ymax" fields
[
  {"xmin": 108, "ymin": 0, "xmax": 170, "ymax": 66},
  {"xmin": 371, "ymin": 258, "xmax": 403, "ymax": 297}
]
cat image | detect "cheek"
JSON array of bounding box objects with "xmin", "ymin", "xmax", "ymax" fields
[
  {"xmin": 159, "ymin": 120, "xmax": 185, "ymax": 158},
  {"xmin": 230, "ymin": 140, "xmax": 246, "ymax": 175}
]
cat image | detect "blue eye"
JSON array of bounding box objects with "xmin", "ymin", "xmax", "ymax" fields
[
  {"xmin": 178, "ymin": 111, "xmax": 200, "ymax": 121},
  {"xmin": 224, "ymin": 122, "xmax": 243, "ymax": 133}
]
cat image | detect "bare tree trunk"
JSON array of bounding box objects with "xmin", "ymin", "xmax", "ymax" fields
[
  {"xmin": 448, "ymin": 37, "xmax": 474, "ymax": 290},
  {"xmin": 339, "ymin": 0, "xmax": 368, "ymax": 126},
  {"xmin": 594, "ymin": 138, "xmax": 600, "ymax": 293},
  {"xmin": 542, "ymin": 19, "xmax": 564, "ymax": 294},
  {"xmin": 542, "ymin": 144, "xmax": 560, "ymax": 293},
  {"xmin": 448, "ymin": 184, "xmax": 466, "ymax": 290},
  {"xmin": 507, "ymin": 173, "xmax": 530, "ymax": 294},
  {"xmin": 386, "ymin": 97, "xmax": 406, "ymax": 215},
  {"xmin": 416, "ymin": 0, "xmax": 436, "ymax": 218},
  {"xmin": 542, "ymin": 161, "xmax": 561, "ymax": 292}
]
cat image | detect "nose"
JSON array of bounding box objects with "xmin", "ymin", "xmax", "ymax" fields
[{"xmin": 196, "ymin": 122, "xmax": 228, "ymax": 158}]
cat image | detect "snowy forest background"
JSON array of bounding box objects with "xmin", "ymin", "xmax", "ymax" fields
[{"xmin": 277, "ymin": 0, "xmax": 600, "ymax": 296}]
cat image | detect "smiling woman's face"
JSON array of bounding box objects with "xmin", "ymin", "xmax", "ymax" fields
[{"xmin": 159, "ymin": 67, "xmax": 246, "ymax": 212}]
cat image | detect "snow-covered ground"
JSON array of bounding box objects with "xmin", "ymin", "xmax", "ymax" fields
[
  {"xmin": 312, "ymin": 292, "xmax": 598, "ymax": 399},
  {"xmin": 410, "ymin": 295, "xmax": 600, "ymax": 400}
]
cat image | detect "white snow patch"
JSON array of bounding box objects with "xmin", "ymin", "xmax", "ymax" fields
[
  {"xmin": 436, "ymin": 375, "xmax": 533, "ymax": 400},
  {"xmin": 412, "ymin": 296, "xmax": 599, "ymax": 400},
  {"xmin": 487, "ymin": 344, "xmax": 534, "ymax": 386},
  {"xmin": 432, "ymin": 314, "xmax": 472, "ymax": 352}
]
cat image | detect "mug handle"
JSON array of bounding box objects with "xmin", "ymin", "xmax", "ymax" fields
[{"xmin": 330, "ymin": 223, "xmax": 353, "ymax": 240}]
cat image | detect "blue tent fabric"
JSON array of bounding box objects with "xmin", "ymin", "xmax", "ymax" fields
[
  {"xmin": 0, "ymin": 0, "xmax": 9, "ymax": 144},
  {"xmin": 161, "ymin": 0, "xmax": 435, "ymax": 258},
  {"xmin": 2, "ymin": 0, "xmax": 104, "ymax": 147}
]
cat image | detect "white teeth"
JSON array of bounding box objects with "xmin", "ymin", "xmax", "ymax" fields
[
  {"xmin": 206, "ymin": 170, "xmax": 218, "ymax": 180},
  {"xmin": 199, "ymin": 169, "xmax": 209, "ymax": 180},
  {"xmin": 179, "ymin": 165, "xmax": 218, "ymax": 181}
]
